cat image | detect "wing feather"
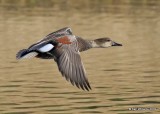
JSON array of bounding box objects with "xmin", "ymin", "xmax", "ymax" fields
[{"xmin": 55, "ymin": 43, "xmax": 91, "ymax": 91}]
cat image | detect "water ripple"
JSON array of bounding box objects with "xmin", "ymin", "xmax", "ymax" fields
[{"xmin": 0, "ymin": 1, "xmax": 160, "ymax": 114}]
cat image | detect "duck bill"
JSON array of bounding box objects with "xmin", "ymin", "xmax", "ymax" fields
[{"xmin": 112, "ymin": 41, "xmax": 122, "ymax": 46}]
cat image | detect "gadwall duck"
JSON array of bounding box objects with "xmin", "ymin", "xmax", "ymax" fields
[{"xmin": 16, "ymin": 27, "xmax": 122, "ymax": 91}]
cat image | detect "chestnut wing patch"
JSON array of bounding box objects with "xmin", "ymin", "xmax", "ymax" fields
[{"xmin": 57, "ymin": 36, "xmax": 72, "ymax": 44}]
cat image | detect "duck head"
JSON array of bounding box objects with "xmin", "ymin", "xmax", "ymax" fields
[{"xmin": 92, "ymin": 38, "xmax": 122, "ymax": 48}]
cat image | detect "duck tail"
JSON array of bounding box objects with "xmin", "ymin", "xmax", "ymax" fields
[{"xmin": 16, "ymin": 49, "xmax": 38, "ymax": 60}]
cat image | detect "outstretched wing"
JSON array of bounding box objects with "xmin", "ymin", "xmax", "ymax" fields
[
  {"xmin": 28, "ymin": 27, "xmax": 73, "ymax": 51},
  {"xmin": 44, "ymin": 27, "xmax": 73, "ymax": 40},
  {"xmin": 54, "ymin": 42, "xmax": 91, "ymax": 91}
]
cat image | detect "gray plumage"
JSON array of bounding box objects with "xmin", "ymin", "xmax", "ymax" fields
[{"xmin": 16, "ymin": 27, "xmax": 122, "ymax": 91}]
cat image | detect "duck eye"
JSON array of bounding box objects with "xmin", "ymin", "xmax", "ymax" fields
[{"xmin": 39, "ymin": 44, "xmax": 54, "ymax": 52}]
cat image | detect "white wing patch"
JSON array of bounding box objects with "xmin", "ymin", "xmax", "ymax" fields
[
  {"xmin": 21, "ymin": 52, "xmax": 38, "ymax": 59},
  {"xmin": 39, "ymin": 44, "xmax": 54, "ymax": 52}
]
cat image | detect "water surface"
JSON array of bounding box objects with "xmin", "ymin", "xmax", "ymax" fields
[{"xmin": 0, "ymin": 0, "xmax": 160, "ymax": 114}]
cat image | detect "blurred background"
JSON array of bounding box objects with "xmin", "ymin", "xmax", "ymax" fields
[{"xmin": 0, "ymin": 0, "xmax": 160, "ymax": 114}]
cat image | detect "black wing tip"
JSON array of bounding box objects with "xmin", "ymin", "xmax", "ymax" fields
[
  {"xmin": 59, "ymin": 67, "xmax": 92, "ymax": 91},
  {"xmin": 75, "ymin": 84, "xmax": 92, "ymax": 91},
  {"xmin": 61, "ymin": 77, "xmax": 92, "ymax": 91},
  {"xmin": 72, "ymin": 80, "xmax": 92, "ymax": 91},
  {"xmin": 83, "ymin": 83, "xmax": 92, "ymax": 91},
  {"xmin": 64, "ymin": 76, "xmax": 92, "ymax": 91}
]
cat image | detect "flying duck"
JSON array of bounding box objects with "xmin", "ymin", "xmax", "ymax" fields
[{"xmin": 16, "ymin": 27, "xmax": 122, "ymax": 91}]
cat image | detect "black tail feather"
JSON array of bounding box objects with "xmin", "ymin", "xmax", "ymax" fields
[{"xmin": 16, "ymin": 49, "xmax": 28, "ymax": 59}]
